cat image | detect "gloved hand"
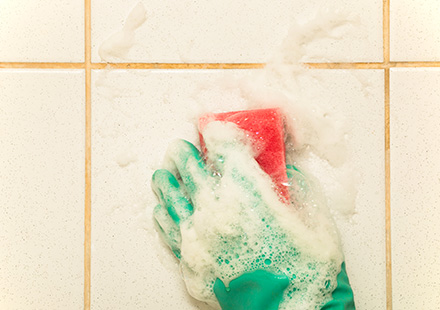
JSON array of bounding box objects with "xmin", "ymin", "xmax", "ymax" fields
[{"xmin": 152, "ymin": 121, "xmax": 355, "ymax": 310}]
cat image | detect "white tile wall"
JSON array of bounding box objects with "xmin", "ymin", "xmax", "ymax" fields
[
  {"xmin": 390, "ymin": 69, "xmax": 440, "ymax": 309},
  {"xmin": 295, "ymin": 70, "xmax": 386, "ymax": 310},
  {"xmin": 0, "ymin": 1, "xmax": 84, "ymax": 62},
  {"xmin": 91, "ymin": 0, "xmax": 382, "ymax": 63},
  {"xmin": 91, "ymin": 69, "xmax": 385, "ymax": 309},
  {"xmin": 91, "ymin": 69, "xmax": 239, "ymax": 310},
  {"xmin": 3, "ymin": 1, "xmax": 440, "ymax": 309},
  {"xmin": 0, "ymin": 70, "xmax": 85, "ymax": 309},
  {"xmin": 391, "ymin": 0, "xmax": 440, "ymax": 61}
]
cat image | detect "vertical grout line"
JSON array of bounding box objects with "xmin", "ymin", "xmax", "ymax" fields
[
  {"xmin": 383, "ymin": 0, "xmax": 392, "ymax": 308},
  {"xmin": 383, "ymin": 0, "xmax": 390, "ymax": 64},
  {"xmin": 84, "ymin": 0, "xmax": 92, "ymax": 309},
  {"xmin": 384, "ymin": 68, "xmax": 392, "ymax": 310}
]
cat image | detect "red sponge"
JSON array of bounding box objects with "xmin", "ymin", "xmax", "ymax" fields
[{"xmin": 198, "ymin": 108, "xmax": 289, "ymax": 202}]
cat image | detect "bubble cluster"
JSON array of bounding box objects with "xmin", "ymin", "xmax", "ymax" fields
[
  {"xmin": 175, "ymin": 123, "xmax": 343, "ymax": 309},
  {"xmin": 184, "ymin": 206, "xmax": 339, "ymax": 309}
]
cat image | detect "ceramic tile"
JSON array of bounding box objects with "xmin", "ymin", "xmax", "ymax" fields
[
  {"xmin": 0, "ymin": 1, "xmax": 84, "ymax": 62},
  {"xmin": 91, "ymin": 0, "xmax": 382, "ymax": 63},
  {"xmin": 298, "ymin": 70, "xmax": 386, "ymax": 310},
  {"xmin": 0, "ymin": 70, "xmax": 85, "ymax": 309},
  {"xmin": 390, "ymin": 69, "xmax": 440, "ymax": 308},
  {"xmin": 91, "ymin": 70, "xmax": 227, "ymax": 310},
  {"xmin": 91, "ymin": 69, "xmax": 384, "ymax": 309},
  {"xmin": 391, "ymin": 0, "xmax": 440, "ymax": 61}
]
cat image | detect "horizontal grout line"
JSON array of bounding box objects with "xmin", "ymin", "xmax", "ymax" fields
[
  {"xmin": 90, "ymin": 63, "xmax": 266, "ymax": 69},
  {"xmin": 89, "ymin": 62, "xmax": 440, "ymax": 70},
  {"xmin": 307, "ymin": 62, "xmax": 385, "ymax": 69},
  {"xmin": 1, "ymin": 61, "xmax": 440, "ymax": 70},
  {"xmin": 0, "ymin": 62, "xmax": 85, "ymax": 69},
  {"xmin": 308, "ymin": 62, "xmax": 440, "ymax": 69},
  {"xmin": 389, "ymin": 61, "xmax": 440, "ymax": 68}
]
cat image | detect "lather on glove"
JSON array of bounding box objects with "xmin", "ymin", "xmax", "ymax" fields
[{"xmin": 152, "ymin": 110, "xmax": 355, "ymax": 310}]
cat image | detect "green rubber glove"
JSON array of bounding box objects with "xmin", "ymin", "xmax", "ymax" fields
[{"xmin": 152, "ymin": 123, "xmax": 355, "ymax": 310}]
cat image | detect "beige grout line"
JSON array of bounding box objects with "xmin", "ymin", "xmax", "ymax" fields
[
  {"xmin": 383, "ymin": 0, "xmax": 392, "ymax": 309},
  {"xmin": 308, "ymin": 62, "xmax": 440, "ymax": 69},
  {"xmin": 84, "ymin": 0, "xmax": 92, "ymax": 309},
  {"xmin": 389, "ymin": 61, "xmax": 440, "ymax": 68},
  {"xmin": 384, "ymin": 0, "xmax": 390, "ymax": 64},
  {"xmin": 90, "ymin": 63, "xmax": 266, "ymax": 69},
  {"xmin": 385, "ymin": 68, "xmax": 392, "ymax": 310},
  {"xmin": 0, "ymin": 62, "xmax": 85, "ymax": 69},
  {"xmin": 307, "ymin": 62, "xmax": 385, "ymax": 69},
  {"xmin": 1, "ymin": 61, "xmax": 440, "ymax": 70}
]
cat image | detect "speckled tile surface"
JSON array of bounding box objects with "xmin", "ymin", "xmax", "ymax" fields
[
  {"xmin": 0, "ymin": 1, "xmax": 84, "ymax": 62},
  {"xmin": 391, "ymin": 0, "xmax": 440, "ymax": 61},
  {"xmin": 90, "ymin": 70, "xmax": 233, "ymax": 310},
  {"xmin": 91, "ymin": 0, "xmax": 382, "ymax": 63},
  {"xmin": 91, "ymin": 69, "xmax": 385, "ymax": 310},
  {"xmin": 313, "ymin": 70, "xmax": 386, "ymax": 310},
  {"xmin": 390, "ymin": 69, "xmax": 440, "ymax": 308},
  {"xmin": 3, "ymin": 0, "xmax": 440, "ymax": 308},
  {"xmin": 0, "ymin": 70, "xmax": 85, "ymax": 309}
]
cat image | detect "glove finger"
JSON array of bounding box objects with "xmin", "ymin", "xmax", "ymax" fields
[
  {"xmin": 152, "ymin": 169, "xmax": 194, "ymax": 225},
  {"xmin": 165, "ymin": 139, "xmax": 209, "ymax": 197},
  {"xmin": 153, "ymin": 203, "xmax": 182, "ymax": 259}
]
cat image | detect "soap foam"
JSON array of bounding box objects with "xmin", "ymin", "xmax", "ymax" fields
[
  {"xmin": 116, "ymin": 150, "xmax": 138, "ymax": 167},
  {"xmin": 99, "ymin": 2, "xmax": 147, "ymax": 62},
  {"xmin": 153, "ymin": 8, "xmax": 362, "ymax": 309},
  {"xmin": 188, "ymin": 18, "xmax": 360, "ymax": 216},
  {"xmin": 164, "ymin": 122, "xmax": 343, "ymax": 310}
]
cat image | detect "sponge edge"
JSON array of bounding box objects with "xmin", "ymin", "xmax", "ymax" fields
[
  {"xmin": 213, "ymin": 270, "xmax": 290, "ymax": 310},
  {"xmin": 198, "ymin": 108, "xmax": 290, "ymax": 202}
]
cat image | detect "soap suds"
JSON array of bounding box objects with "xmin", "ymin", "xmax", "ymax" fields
[
  {"xmin": 99, "ymin": 2, "xmax": 147, "ymax": 62},
  {"xmin": 83, "ymin": 5, "xmax": 370, "ymax": 309},
  {"xmin": 151, "ymin": 11, "xmax": 365, "ymax": 308},
  {"xmin": 159, "ymin": 123, "xmax": 343, "ymax": 310},
  {"xmin": 185, "ymin": 9, "xmax": 363, "ymax": 218},
  {"xmin": 190, "ymin": 76, "xmax": 358, "ymax": 217},
  {"xmin": 116, "ymin": 150, "xmax": 138, "ymax": 167},
  {"xmin": 269, "ymin": 8, "xmax": 359, "ymax": 68}
]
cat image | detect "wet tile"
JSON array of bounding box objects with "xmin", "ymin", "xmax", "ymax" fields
[
  {"xmin": 92, "ymin": 0, "xmax": 382, "ymax": 63},
  {"xmin": 91, "ymin": 69, "xmax": 223, "ymax": 310},
  {"xmin": 0, "ymin": 70, "xmax": 85, "ymax": 309},
  {"xmin": 91, "ymin": 69, "xmax": 385, "ymax": 309},
  {"xmin": 391, "ymin": 0, "xmax": 440, "ymax": 61},
  {"xmin": 0, "ymin": 1, "xmax": 84, "ymax": 62},
  {"xmin": 300, "ymin": 70, "xmax": 386, "ymax": 310},
  {"xmin": 390, "ymin": 69, "xmax": 440, "ymax": 308}
]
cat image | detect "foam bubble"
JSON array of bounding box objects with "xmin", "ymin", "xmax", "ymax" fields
[{"xmin": 169, "ymin": 122, "xmax": 343, "ymax": 309}]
